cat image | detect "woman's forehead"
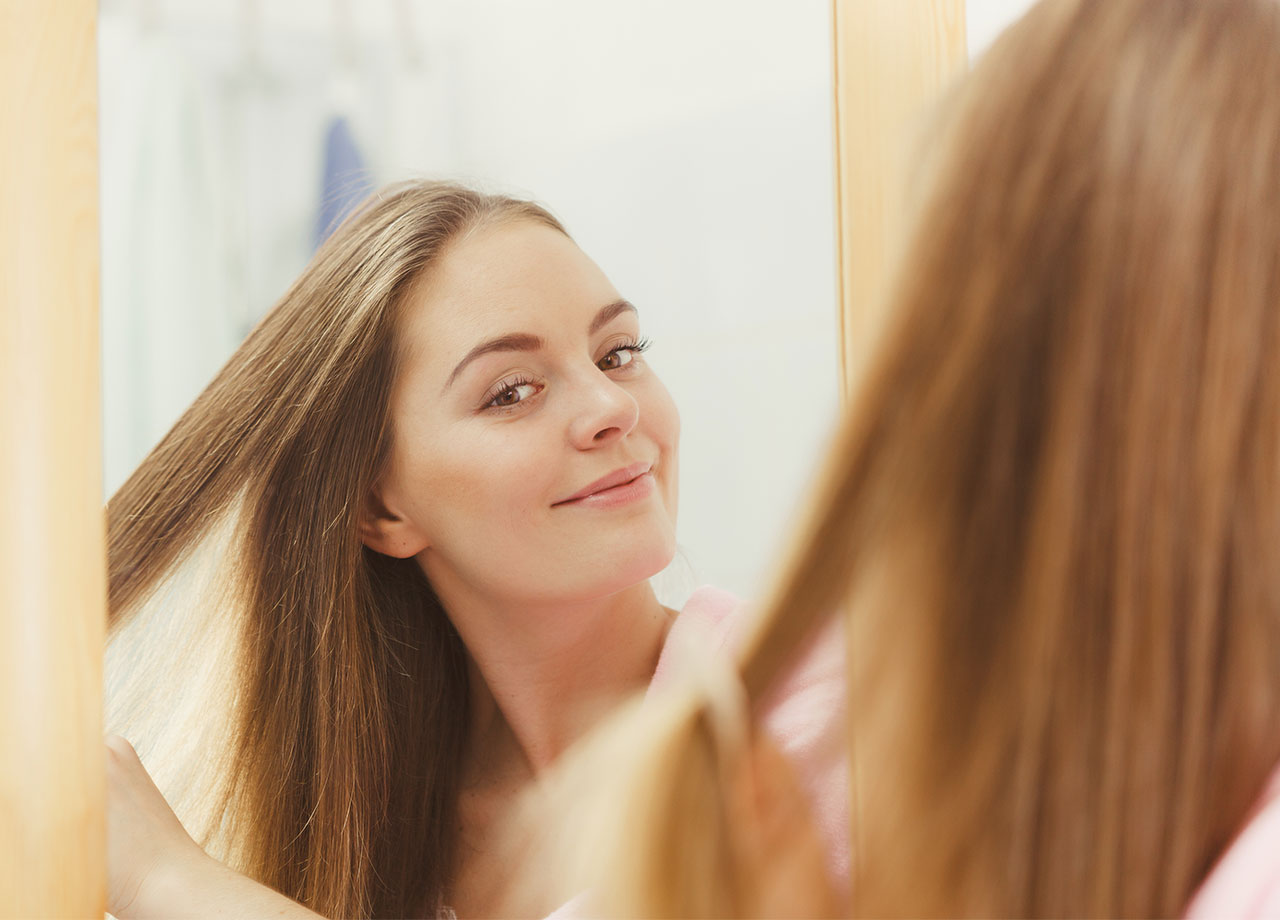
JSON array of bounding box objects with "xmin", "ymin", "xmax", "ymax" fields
[{"xmin": 396, "ymin": 221, "xmax": 628, "ymax": 371}]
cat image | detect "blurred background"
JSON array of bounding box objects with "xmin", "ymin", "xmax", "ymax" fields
[{"xmin": 99, "ymin": 0, "xmax": 1036, "ymax": 604}]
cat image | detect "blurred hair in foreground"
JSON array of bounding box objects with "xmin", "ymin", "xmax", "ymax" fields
[{"xmin": 513, "ymin": 0, "xmax": 1280, "ymax": 915}]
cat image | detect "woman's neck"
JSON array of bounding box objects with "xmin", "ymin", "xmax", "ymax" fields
[{"xmin": 440, "ymin": 580, "xmax": 676, "ymax": 778}]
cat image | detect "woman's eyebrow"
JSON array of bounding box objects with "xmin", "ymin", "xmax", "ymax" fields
[
  {"xmin": 588, "ymin": 299, "xmax": 637, "ymax": 334},
  {"xmin": 443, "ymin": 300, "xmax": 638, "ymax": 393},
  {"xmin": 442, "ymin": 333, "xmax": 544, "ymax": 393}
]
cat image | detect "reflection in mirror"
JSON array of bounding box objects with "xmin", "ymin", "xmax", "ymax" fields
[
  {"xmin": 99, "ymin": 8, "xmax": 838, "ymax": 914},
  {"xmin": 99, "ymin": 0, "xmax": 839, "ymax": 604},
  {"xmin": 93, "ymin": 2, "xmax": 1055, "ymax": 917}
]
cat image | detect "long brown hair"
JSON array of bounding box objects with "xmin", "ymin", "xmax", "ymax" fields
[
  {"xmin": 563, "ymin": 0, "xmax": 1280, "ymax": 915},
  {"xmin": 105, "ymin": 181, "xmax": 566, "ymax": 918}
]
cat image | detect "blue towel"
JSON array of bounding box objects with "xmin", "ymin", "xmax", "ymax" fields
[{"xmin": 314, "ymin": 115, "xmax": 373, "ymax": 249}]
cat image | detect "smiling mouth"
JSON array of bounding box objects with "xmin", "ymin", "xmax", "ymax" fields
[
  {"xmin": 553, "ymin": 462, "xmax": 655, "ymax": 506},
  {"xmin": 553, "ymin": 471, "xmax": 656, "ymax": 509}
]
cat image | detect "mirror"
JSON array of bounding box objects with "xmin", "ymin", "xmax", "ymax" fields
[
  {"xmin": 98, "ymin": 0, "xmax": 1035, "ymax": 601},
  {"xmin": 99, "ymin": 0, "xmax": 840, "ymax": 604}
]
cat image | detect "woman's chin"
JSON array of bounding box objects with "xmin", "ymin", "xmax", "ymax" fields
[
  {"xmin": 620, "ymin": 546, "xmax": 679, "ymax": 592},
  {"xmin": 577, "ymin": 533, "xmax": 678, "ymax": 598}
]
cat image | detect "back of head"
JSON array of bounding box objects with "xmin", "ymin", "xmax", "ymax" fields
[
  {"xmin": 742, "ymin": 0, "xmax": 1280, "ymax": 914},
  {"xmin": 105, "ymin": 180, "xmax": 565, "ymax": 918},
  {"xmin": 551, "ymin": 0, "xmax": 1280, "ymax": 916}
]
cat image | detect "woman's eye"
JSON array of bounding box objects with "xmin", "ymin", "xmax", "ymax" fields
[
  {"xmin": 598, "ymin": 339, "xmax": 650, "ymax": 371},
  {"xmin": 486, "ymin": 381, "xmax": 539, "ymax": 410},
  {"xmin": 597, "ymin": 349, "xmax": 633, "ymax": 371}
]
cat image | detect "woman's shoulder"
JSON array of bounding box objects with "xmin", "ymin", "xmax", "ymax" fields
[
  {"xmin": 675, "ymin": 584, "xmax": 746, "ymax": 637},
  {"xmin": 1185, "ymin": 765, "xmax": 1280, "ymax": 918},
  {"xmin": 651, "ymin": 584, "xmax": 851, "ymax": 891},
  {"xmin": 648, "ymin": 585, "xmax": 747, "ymax": 692},
  {"xmin": 651, "ymin": 584, "xmax": 847, "ymax": 744}
]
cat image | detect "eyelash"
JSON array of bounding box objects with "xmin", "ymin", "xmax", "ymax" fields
[{"xmin": 481, "ymin": 337, "xmax": 653, "ymax": 413}]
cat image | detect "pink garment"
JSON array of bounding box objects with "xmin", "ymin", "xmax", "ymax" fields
[
  {"xmin": 649, "ymin": 585, "xmax": 851, "ymax": 890},
  {"xmin": 543, "ymin": 586, "xmax": 850, "ymax": 919},
  {"xmin": 555, "ymin": 586, "xmax": 1280, "ymax": 917},
  {"xmin": 1184, "ymin": 764, "xmax": 1280, "ymax": 918}
]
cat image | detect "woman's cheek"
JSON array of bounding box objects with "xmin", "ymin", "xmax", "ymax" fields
[
  {"xmin": 656, "ymin": 389, "xmax": 682, "ymax": 455},
  {"xmin": 634, "ymin": 371, "xmax": 678, "ymax": 436},
  {"xmin": 638, "ymin": 378, "xmax": 680, "ymax": 516}
]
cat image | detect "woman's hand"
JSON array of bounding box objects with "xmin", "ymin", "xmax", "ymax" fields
[
  {"xmin": 106, "ymin": 735, "xmax": 327, "ymax": 920},
  {"xmin": 105, "ymin": 734, "xmax": 211, "ymax": 918}
]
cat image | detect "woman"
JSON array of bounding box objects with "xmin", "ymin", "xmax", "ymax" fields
[
  {"xmin": 105, "ymin": 182, "xmax": 846, "ymax": 918},
  {"xmin": 546, "ymin": 0, "xmax": 1280, "ymax": 915}
]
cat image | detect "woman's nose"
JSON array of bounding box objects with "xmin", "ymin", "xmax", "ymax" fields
[{"xmin": 566, "ymin": 371, "xmax": 639, "ymax": 448}]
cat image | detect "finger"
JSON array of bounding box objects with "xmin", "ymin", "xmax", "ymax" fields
[{"xmin": 105, "ymin": 733, "xmax": 141, "ymax": 764}]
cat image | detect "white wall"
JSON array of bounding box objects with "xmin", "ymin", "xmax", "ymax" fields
[
  {"xmin": 969, "ymin": 0, "xmax": 1040, "ymax": 59},
  {"xmin": 99, "ymin": 0, "xmax": 1041, "ymax": 605}
]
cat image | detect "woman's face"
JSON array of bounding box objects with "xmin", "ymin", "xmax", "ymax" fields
[{"xmin": 367, "ymin": 219, "xmax": 680, "ymax": 607}]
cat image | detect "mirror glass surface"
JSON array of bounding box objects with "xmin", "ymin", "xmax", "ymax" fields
[{"xmin": 99, "ymin": 0, "xmax": 1035, "ymax": 602}]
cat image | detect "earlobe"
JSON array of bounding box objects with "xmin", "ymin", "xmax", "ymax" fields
[{"xmin": 359, "ymin": 487, "xmax": 430, "ymax": 559}]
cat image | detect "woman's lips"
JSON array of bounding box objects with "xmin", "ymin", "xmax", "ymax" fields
[
  {"xmin": 554, "ymin": 462, "xmax": 655, "ymax": 509},
  {"xmin": 558, "ymin": 471, "xmax": 656, "ymax": 509}
]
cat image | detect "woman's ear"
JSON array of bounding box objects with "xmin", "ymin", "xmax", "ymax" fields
[{"xmin": 358, "ymin": 484, "xmax": 431, "ymax": 558}]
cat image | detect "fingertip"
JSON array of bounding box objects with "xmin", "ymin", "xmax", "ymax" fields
[{"xmin": 104, "ymin": 733, "xmax": 137, "ymax": 759}]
